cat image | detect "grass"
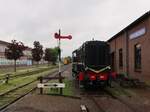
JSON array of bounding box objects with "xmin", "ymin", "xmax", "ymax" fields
[
  {"xmin": 63, "ymin": 79, "xmax": 74, "ymax": 96},
  {"xmin": 0, "ymin": 76, "xmax": 35, "ymax": 94},
  {"xmin": 0, "ymin": 65, "xmax": 58, "ymax": 80},
  {"xmin": 0, "ymin": 64, "xmax": 49, "ymax": 77},
  {"xmin": 46, "ymin": 79, "xmax": 74, "ymax": 96},
  {"xmin": 0, "ymin": 65, "xmax": 60, "ymax": 109},
  {"xmin": 0, "ymin": 67, "xmax": 58, "ymax": 94},
  {"xmin": 0, "ymin": 81, "xmax": 38, "ymax": 108}
]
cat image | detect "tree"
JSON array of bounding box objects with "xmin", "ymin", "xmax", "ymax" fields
[
  {"xmin": 44, "ymin": 48, "xmax": 51, "ymax": 66},
  {"xmin": 44, "ymin": 47, "xmax": 59, "ymax": 65},
  {"xmin": 51, "ymin": 47, "xmax": 59, "ymax": 65},
  {"xmin": 5, "ymin": 40, "xmax": 26, "ymax": 72},
  {"xmin": 32, "ymin": 41, "xmax": 43, "ymax": 65}
]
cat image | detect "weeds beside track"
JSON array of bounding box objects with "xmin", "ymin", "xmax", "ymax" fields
[{"xmin": 0, "ymin": 65, "xmax": 70, "ymax": 111}]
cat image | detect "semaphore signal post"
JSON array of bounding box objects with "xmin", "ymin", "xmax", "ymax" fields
[{"xmin": 54, "ymin": 29, "xmax": 72, "ymax": 94}]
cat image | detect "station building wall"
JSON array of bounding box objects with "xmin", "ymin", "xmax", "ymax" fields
[
  {"xmin": 128, "ymin": 17, "xmax": 150, "ymax": 81},
  {"xmin": 108, "ymin": 11, "xmax": 150, "ymax": 81}
]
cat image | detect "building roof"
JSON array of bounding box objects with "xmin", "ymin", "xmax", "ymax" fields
[
  {"xmin": 0, "ymin": 40, "xmax": 32, "ymax": 50},
  {"xmin": 107, "ymin": 11, "xmax": 150, "ymax": 42},
  {"xmin": 0, "ymin": 40, "xmax": 10, "ymax": 45}
]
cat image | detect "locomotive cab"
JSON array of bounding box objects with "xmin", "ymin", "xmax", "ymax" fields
[{"xmin": 72, "ymin": 41, "xmax": 112, "ymax": 87}]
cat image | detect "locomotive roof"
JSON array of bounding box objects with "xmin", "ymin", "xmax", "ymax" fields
[
  {"xmin": 72, "ymin": 40, "xmax": 107, "ymax": 53},
  {"xmin": 84, "ymin": 40, "xmax": 106, "ymax": 44}
]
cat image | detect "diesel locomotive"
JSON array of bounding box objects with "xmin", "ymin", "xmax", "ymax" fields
[{"xmin": 72, "ymin": 41, "xmax": 113, "ymax": 87}]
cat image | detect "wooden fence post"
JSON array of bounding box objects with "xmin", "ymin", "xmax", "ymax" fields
[
  {"xmin": 40, "ymin": 77, "xmax": 43, "ymax": 94},
  {"xmin": 59, "ymin": 73, "xmax": 63, "ymax": 95}
]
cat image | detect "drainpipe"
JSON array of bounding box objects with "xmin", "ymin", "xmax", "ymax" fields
[
  {"xmin": 124, "ymin": 30, "xmax": 129, "ymax": 75},
  {"xmin": 115, "ymin": 39, "xmax": 117, "ymax": 72}
]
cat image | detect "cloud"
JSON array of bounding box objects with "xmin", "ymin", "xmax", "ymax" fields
[{"xmin": 0, "ymin": 0, "xmax": 149, "ymax": 56}]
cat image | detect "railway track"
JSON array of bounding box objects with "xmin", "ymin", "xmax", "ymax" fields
[
  {"xmin": 0, "ymin": 66, "xmax": 58, "ymax": 82},
  {"xmin": 103, "ymin": 88, "xmax": 137, "ymax": 112},
  {"xmin": 80, "ymin": 88, "xmax": 109, "ymax": 112},
  {"xmin": 80, "ymin": 87, "xmax": 137, "ymax": 112},
  {"xmin": 0, "ymin": 65, "xmax": 70, "ymax": 111}
]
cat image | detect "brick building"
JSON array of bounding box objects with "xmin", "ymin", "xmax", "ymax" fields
[{"xmin": 108, "ymin": 11, "xmax": 150, "ymax": 81}]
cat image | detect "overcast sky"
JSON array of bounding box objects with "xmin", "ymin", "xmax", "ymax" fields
[{"xmin": 0, "ymin": 0, "xmax": 149, "ymax": 56}]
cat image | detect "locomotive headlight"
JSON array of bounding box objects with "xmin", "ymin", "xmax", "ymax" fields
[
  {"xmin": 100, "ymin": 75, "xmax": 105, "ymax": 79},
  {"xmin": 99, "ymin": 75, "xmax": 107, "ymax": 80},
  {"xmin": 90, "ymin": 75, "xmax": 96, "ymax": 80}
]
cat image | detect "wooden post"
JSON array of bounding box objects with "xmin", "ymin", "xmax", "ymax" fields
[
  {"xmin": 40, "ymin": 77, "xmax": 43, "ymax": 94},
  {"xmin": 5, "ymin": 74, "xmax": 10, "ymax": 84},
  {"xmin": 59, "ymin": 72, "xmax": 63, "ymax": 94}
]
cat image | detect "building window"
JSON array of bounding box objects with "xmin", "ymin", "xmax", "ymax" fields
[
  {"xmin": 119, "ymin": 48, "xmax": 123, "ymax": 67},
  {"xmin": 134, "ymin": 44, "xmax": 141, "ymax": 70}
]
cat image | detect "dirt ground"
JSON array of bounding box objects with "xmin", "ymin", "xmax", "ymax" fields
[
  {"xmin": 1, "ymin": 65, "xmax": 100, "ymax": 112},
  {"xmin": 2, "ymin": 94, "xmax": 81, "ymax": 112},
  {"xmin": 2, "ymin": 64, "xmax": 150, "ymax": 112},
  {"xmin": 119, "ymin": 87, "xmax": 150, "ymax": 112}
]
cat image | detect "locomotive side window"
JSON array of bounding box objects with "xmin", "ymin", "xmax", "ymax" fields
[{"xmin": 72, "ymin": 52, "xmax": 77, "ymax": 62}]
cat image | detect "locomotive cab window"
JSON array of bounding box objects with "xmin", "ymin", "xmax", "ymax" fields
[
  {"xmin": 72, "ymin": 52, "xmax": 77, "ymax": 62},
  {"xmin": 134, "ymin": 44, "xmax": 141, "ymax": 71}
]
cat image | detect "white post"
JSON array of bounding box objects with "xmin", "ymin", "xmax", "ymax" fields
[
  {"xmin": 58, "ymin": 29, "xmax": 62, "ymax": 94},
  {"xmin": 58, "ymin": 29, "xmax": 61, "ymax": 74},
  {"xmin": 59, "ymin": 38, "xmax": 61, "ymax": 73}
]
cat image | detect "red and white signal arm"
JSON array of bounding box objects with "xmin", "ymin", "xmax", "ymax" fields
[{"xmin": 54, "ymin": 33, "xmax": 72, "ymax": 40}]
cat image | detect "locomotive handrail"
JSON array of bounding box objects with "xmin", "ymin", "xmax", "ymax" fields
[{"xmin": 85, "ymin": 66, "xmax": 111, "ymax": 73}]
